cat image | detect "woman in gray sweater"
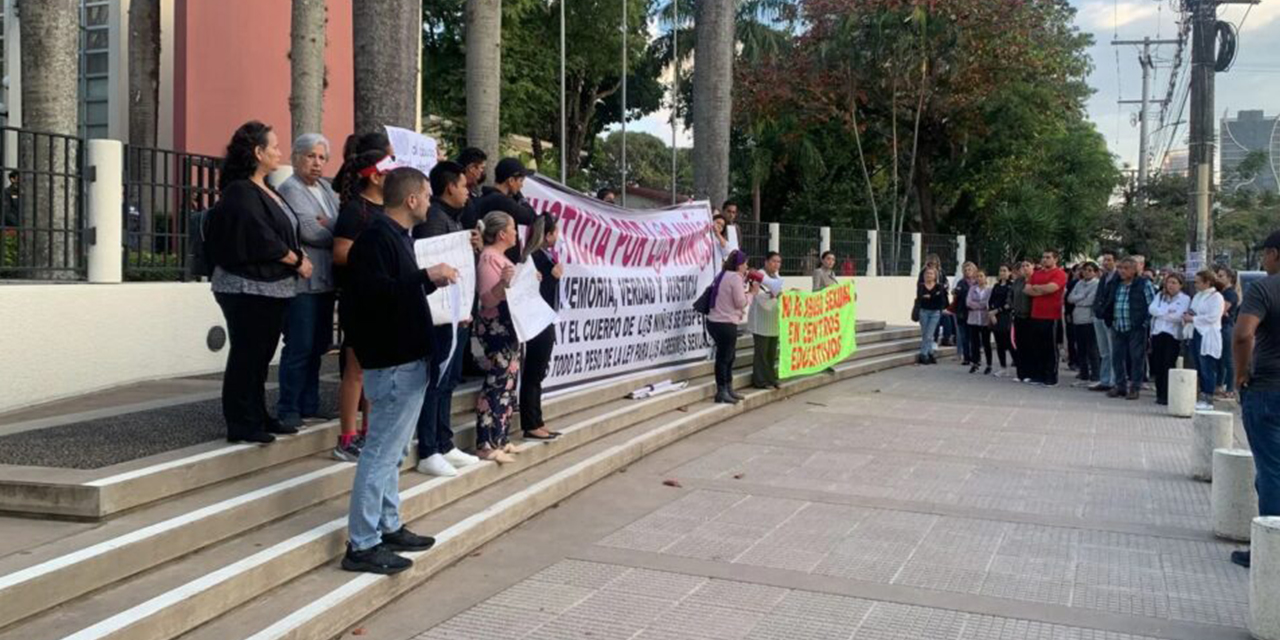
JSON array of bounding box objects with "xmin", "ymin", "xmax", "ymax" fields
[{"xmin": 1066, "ymin": 262, "xmax": 1101, "ymax": 382}]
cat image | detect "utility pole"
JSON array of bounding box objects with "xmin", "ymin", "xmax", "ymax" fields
[
  {"xmin": 1185, "ymin": 0, "xmax": 1255, "ymax": 270},
  {"xmin": 1115, "ymin": 37, "xmax": 1178, "ymax": 195}
]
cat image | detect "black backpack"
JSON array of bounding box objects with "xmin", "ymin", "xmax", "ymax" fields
[
  {"xmin": 692, "ymin": 285, "xmax": 713, "ymax": 315},
  {"xmin": 187, "ymin": 208, "xmax": 214, "ymax": 279}
]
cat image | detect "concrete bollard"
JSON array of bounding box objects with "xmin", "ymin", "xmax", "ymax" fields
[
  {"xmin": 1191, "ymin": 411, "xmax": 1234, "ymax": 481},
  {"xmin": 1251, "ymin": 517, "xmax": 1280, "ymax": 640},
  {"xmin": 1211, "ymin": 448, "xmax": 1257, "ymax": 541},
  {"xmin": 1168, "ymin": 369, "xmax": 1197, "ymax": 417}
]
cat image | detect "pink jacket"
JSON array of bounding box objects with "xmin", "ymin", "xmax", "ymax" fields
[{"xmin": 709, "ymin": 271, "xmax": 752, "ymax": 323}]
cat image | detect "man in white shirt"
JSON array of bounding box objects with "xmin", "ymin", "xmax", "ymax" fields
[{"xmin": 749, "ymin": 252, "xmax": 786, "ymax": 389}]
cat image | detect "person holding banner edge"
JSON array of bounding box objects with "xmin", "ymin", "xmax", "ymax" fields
[
  {"xmin": 474, "ymin": 211, "xmax": 525, "ymax": 463},
  {"xmin": 519, "ymin": 214, "xmax": 564, "ymax": 439},
  {"xmin": 410, "ymin": 161, "xmax": 483, "ymax": 478},
  {"xmin": 708, "ymin": 250, "xmax": 760, "ymax": 404}
]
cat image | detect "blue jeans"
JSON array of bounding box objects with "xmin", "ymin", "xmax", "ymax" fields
[
  {"xmin": 918, "ymin": 310, "xmax": 941, "ymax": 357},
  {"xmin": 416, "ymin": 324, "xmax": 469, "ymax": 458},
  {"xmin": 1093, "ymin": 319, "xmax": 1114, "ymax": 387},
  {"xmin": 347, "ymin": 359, "xmax": 427, "ymax": 551},
  {"xmin": 277, "ymin": 292, "xmax": 335, "ymax": 421},
  {"xmin": 1219, "ymin": 323, "xmax": 1235, "ymax": 392},
  {"xmin": 1242, "ymin": 389, "xmax": 1280, "ymax": 517},
  {"xmin": 1191, "ymin": 332, "xmax": 1219, "ymax": 396},
  {"xmin": 955, "ymin": 319, "xmax": 970, "ymax": 362}
]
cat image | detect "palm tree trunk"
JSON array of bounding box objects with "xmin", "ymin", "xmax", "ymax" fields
[
  {"xmin": 353, "ymin": 0, "xmax": 421, "ymax": 133},
  {"xmin": 465, "ymin": 0, "xmax": 502, "ymax": 181},
  {"xmin": 692, "ymin": 0, "xmax": 733, "ymax": 207},
  {"xmin": 128, "ymin": 0, "xmax": 161, "ymax": 249},
  {"xmin": 20, "ymin": 0, "xmax": 80, "ymax": 279},
  {"xmin": 290, "ymin": 0, "xmax": 327, "ymax": 140}
]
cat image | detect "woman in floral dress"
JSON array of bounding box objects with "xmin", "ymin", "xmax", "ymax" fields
[{"xmin": 473, "ymin": 211, "xmax": 521, "ymax": 463}]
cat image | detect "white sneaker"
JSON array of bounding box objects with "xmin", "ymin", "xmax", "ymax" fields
[
  {"xmin": 416, "ymin": 453, "xmax": 458, "ymax": 477},
  {"xmin": 442, "ymin": 448, "xmax": 480, "ymax": 469},
  {"xmin": 1195, "ymin": 401, "xmax": 1214, "ymax": 411}
]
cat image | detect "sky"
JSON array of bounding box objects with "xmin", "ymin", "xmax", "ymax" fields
[{"xmin": 619, "ymin": 0, "xmax": 1280, "ymax": 172}]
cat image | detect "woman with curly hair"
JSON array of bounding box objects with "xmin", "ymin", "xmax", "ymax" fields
[{"xmin": 206, "ymin": 121, "xmax": 310, "ymax": 444}]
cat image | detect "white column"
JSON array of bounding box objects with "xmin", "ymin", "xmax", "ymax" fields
[
  {"xmin": 866, "ymin": 230, "xmax": 878, "ymax": 277},
  {"xmin": 820, "ymin": 226, "xmax": 831, "ymax": 255},
  {"xmin": 1211, "ymin": 448, "xmax": 1257, "ymax": 541},
  {"xmin": 87, "ymin": 139, "xmax": 124, "ymax": 284},
  {"xmin": 768, "ymin": 222, "xmax": 780, "ymax": 253},
  {"xmin": 910, "ymin": 232, "xmax": 923, "ymax": 279},
  {"xmin": 1191, "ymin": 410, "xmax": 1234, "ymax": 480},
  {"xmin": 956, "ymin": 235, "xmax": 967, "ymax": 266},
  {"xmin": 1252, "ymin": 517, "xmax": 1280, "ymax": 639},
  {"xmin": 1169, "ymin": 370, "xmax": 1198, "ymax": 418}
]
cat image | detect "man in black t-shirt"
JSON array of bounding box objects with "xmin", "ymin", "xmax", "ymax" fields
[{"xmin": 1231, "ymin": 230, "xmax": 1280, "ymax": 569}]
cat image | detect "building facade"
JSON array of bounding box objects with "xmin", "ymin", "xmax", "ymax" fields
[
  {"xmin": 1, "ymin": 0, "xmax": 359, "ymax": 175},
  {"xmin": 1221, "ymin": 110, "xmax": 1280, "ymax": 195}
]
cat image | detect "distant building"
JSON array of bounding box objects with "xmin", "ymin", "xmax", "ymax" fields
[
  {"xmin": 1160, "ymin": 148, "xmax": 1189, "ymax": 177},
  {"xmin": 1221, "ymin": 110, "xmax": 1280, "ymax": 195}
]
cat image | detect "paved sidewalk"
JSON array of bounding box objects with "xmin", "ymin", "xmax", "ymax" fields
[{"xmin": 358, "ymin": 362, "xmax": 1253, "ymax": 640}]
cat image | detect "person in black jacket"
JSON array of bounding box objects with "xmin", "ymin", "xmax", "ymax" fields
[
  {"xmin": 410, "ymin": 161, "xmax": 483, "ymax": 478},
  {"xmin": 471, "ymin": 157, "xmax": 538, "ymax": 262},
  {"xmin": 206, "ymin": 121, "xmax": 310, "ymax": 444},
  {"xmin": 519, "ymin": 214, "xmax": 564, "ymax": 440},
  {"xmin": 341, "ymin": 167, "xmax": 457, "ymax": 575},
  {"xmin": 988, "ymin": 264, "xmax": 1016, "ymax": 375}
]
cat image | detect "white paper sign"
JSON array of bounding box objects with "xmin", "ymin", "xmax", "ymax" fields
[
  {"xmin": 508, "ymin": 262, "xmax": 558, "ymax": 343},
  {"xmin": 435, "ymin": 283, "xmax": 465, "ymax": 380},
  {"xmin": 385, "ymin": 125, "xmax": 438, "ymax": 175},
  {"xmin": 414, "ymin": 231, "xmax": 475, "ymax": 326}
]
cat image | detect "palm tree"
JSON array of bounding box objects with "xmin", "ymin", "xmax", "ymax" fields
[
  {"xmin": 20, "ymin": 0, "xmax": 79, "ymax": 278},
  {"xmin": 128, "ymin": 0, "xmax": 161, "ymax": 241},
  {"xmin": 465, "ymin": 0, "xmax": 501, "ymax": 176},
  {"xmin": 691, "ymin": 0, "xmax": 734, "ymax": 206},
  {"xmin": 353, "ymin": 0, "xmax": 421, "ymax": 133},
  {"xmin": 289, "ymin": 0, "xmax": 328, "ymax": 140}
]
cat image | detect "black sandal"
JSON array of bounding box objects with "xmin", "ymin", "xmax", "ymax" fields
[{"xmin": 522, "ymin": 431, "xmax": 559, "ymax": 440}]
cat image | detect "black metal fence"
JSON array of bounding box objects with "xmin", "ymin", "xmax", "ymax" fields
[
  {"xmin": 922, "ymin": 233, "xmax": 959, "ymax": 275},
  {"xmin": 830, "ymin": 227, "xmax": 870, "ymax": 277},
  {"xmin": 735, "ymin": 220, "xmax": 770, "ymax": 269},
  {"xmin": 778, "ymin": 223, "xmax": 821, "ymax": 276},
  {"xmin": 122, "ymin": 146, "xmax": 221, "ymax": 281},
  {"xmin": 879, "ymin": 231, "xmax": 915, "ymax": 277},
  {"xmin": 0, "ymin": 127, "xmax": 86, "ymax": 279}
]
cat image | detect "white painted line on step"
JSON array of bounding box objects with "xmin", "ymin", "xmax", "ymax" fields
[
  {"xmin": 0, "ymin": 463, "xmax": 349, "ymax": 593},
  {"xmin": 84, "ymin": 444, "xmax": 257, "ymax": 487},
  {"xmin": 57, "ymin": 466, "xmax": 474, "ymax": 640}
]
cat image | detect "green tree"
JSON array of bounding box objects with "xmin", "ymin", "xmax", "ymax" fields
[{"xmin": 591, "ymin": 131, "xmax": 692, "ymax": 196}]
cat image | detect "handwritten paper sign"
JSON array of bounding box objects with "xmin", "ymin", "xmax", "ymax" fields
[
  {"xmin": 508, "ymin": 262, "xmax": 558, "ymax": 343},
  {"xmin": 385, "ymin": 125, "xmax": 438, "ymax": 175},
  {"xmin": 414, "ymin": 230, "xmax": 475, "ymax": 326}
]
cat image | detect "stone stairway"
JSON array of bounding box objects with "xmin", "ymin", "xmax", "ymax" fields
[{"xmin": 0, "ymin": 322, "xmax": 945, "ymax": 640}]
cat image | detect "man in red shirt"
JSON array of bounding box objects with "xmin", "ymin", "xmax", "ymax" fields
[{"xmin": 1024, "ymin": 249, "xmax": 1068, "ymax": 385}]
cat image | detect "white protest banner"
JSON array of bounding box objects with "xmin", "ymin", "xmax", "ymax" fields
[
  {"xmin": 414, "ymin": 230, "xmax": 475, "ymax": 325},
  {"xmin": 384, "ymin": 126, "xmax": 438, "ymax": 175},
  {"xmin": 508, "ymin": 262, "xmax": 558, "ymax": 343},
  {"xmin": 522, "ymin": 176, "xmax": 717, "ymax": 387}
]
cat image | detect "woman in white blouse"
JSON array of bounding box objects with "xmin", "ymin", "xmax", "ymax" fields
[
  {"xmin": 1185, "ymin": 270, "xmax": 1226, "ymax": 410},
  {"xmin": 1147, "ymin": 272, "xmax": 1190, "ymax": 406}
]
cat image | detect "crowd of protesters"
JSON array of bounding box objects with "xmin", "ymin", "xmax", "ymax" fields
[
  {"xmin": 205, "ymin": 121, "xmax": 568, "ymax": 574},
  {"xmin": 914, "ymin": 250, "xmax": 1254, "ymax": 409}
]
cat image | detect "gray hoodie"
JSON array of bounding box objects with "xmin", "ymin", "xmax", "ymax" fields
[{"xmin": 1067, "ymin": 278, "xmax": 1099, "ymax": 325}]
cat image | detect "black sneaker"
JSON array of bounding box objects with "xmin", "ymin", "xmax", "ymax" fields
[
  {"xmin": 341, "ymin": 543, "xmax": 412, "ymax": 575},
  {"xmin": 381, "ymin": 527, "xmax": 436, "ymax": 552},
  {"xmin": 266, "ymin": 419, "xmax": 299, "ymax": 436},
  {"xmin": 1231, "ymin": 550, "xmax": 1251, "ymax": 569}
]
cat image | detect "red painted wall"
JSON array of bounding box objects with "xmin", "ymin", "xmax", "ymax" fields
[{"xmin": 175, "ymin": 0, "xmax": 354, "ymax": 175}]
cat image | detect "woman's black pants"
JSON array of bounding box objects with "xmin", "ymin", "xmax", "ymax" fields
[
  {"xmin": 706, "ymin": 321, "xmax": 738, "ymax": 388},
  {"xmin": 215, "ymin": 293, "xmax": 289, "ymax": 440}
]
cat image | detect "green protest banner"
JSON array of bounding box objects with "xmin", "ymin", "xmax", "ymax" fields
[{"xmin": 778, "ymin": 281, "xmax": 858, "ymax": 378}]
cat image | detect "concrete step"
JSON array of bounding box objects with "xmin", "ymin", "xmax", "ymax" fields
[
  {"xmin": 0, "ymin": 334, "xmax": 931, "ymax": 640},
  {"xmin": 0, "ymin": 321, "xmax": 893, "ymax": 520},
  {"xmin": 179, "ymin": 348, "xmax": 939, "ymax": 640}
]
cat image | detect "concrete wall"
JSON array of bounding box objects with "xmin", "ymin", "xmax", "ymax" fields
[
  {"xmin": 174, "ymin": 0, "xmax": 355, "ymax": 175},
  {"xmin": 783, "ymin": 276, "xmax": 916, "ymax": 327},
  {"xmin": 0, "ymin": 283, "xmax": 227, "ymax": 413}
]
